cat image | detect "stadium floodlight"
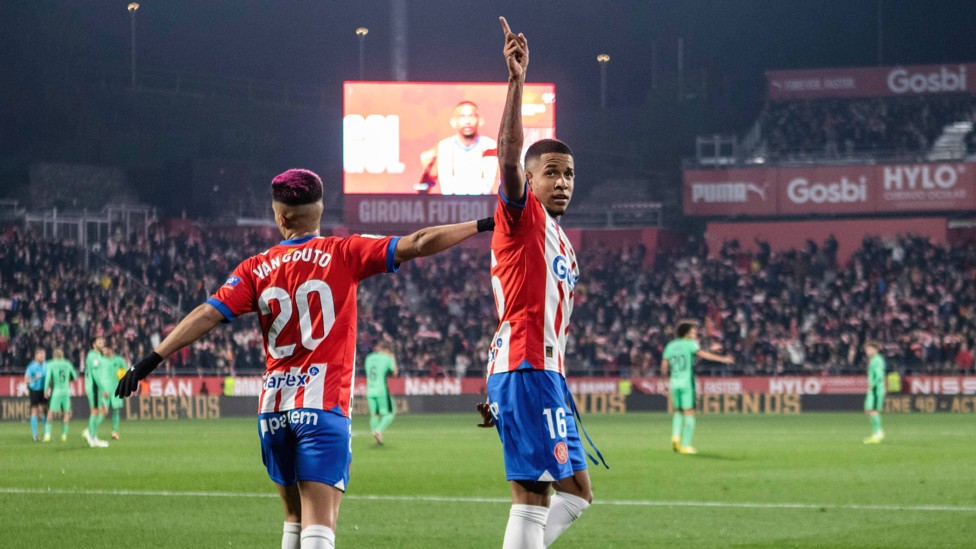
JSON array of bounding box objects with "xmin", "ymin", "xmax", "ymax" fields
[
  {"xmin": 597, "ymin": 54, "xmax": 610, "ymax": 109},
  {"xmin": 128, "ymin": 3, "xmax": 140, "ymax": 88},
  {"xmin": 356, "ymin": 27, "xmax": 369, "ymax": 80}
]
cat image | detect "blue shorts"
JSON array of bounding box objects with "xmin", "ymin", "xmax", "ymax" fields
[
  {"xmin": 487, "ymin": 369, "xmax": 587, "ymax": 482},
  {"xmin": 258, "ymin": 407, "xmax": 351, "ymax": 491}
]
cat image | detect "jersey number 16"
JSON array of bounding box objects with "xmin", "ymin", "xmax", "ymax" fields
[{"xmin": 542, "ymin": 407, "xmax": 568, "ymax": 439}]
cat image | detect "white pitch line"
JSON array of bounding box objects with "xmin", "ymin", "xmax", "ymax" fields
[{"xmin": 1, "ymin": 487, "xmax": 974, "ymax": 513}]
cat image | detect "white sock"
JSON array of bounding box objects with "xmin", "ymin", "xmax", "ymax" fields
[
  {"xmin": 503, "ymin": 504, "xmax": 548, "ymax": 549},
  {"xmin": 300, "ymin": 524, "xmax": 335, "ymax": 549},
  {"xmin": 543, "ymin": 492, "xmax": 590, "ymax": 547},
  {"xmin": 282, "ymin": 522, "xmax": 301, "ymax": 549}
]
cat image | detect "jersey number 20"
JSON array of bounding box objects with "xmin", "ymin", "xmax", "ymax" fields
[{"xmin": 259, "ymin": 279, "xmax": 336, "ymax": 359}]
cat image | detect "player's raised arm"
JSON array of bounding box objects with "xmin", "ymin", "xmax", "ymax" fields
[
  {"xmin": 497, "ymin": 16, "xmax": 528, "ymax": 204},
  {"xmin": 393, "ymin": 217, "xmax": 494, "ymax": 264},
  {"xmin": 115, "ymin": 303, "xmax": 226, "ymax": 397}
]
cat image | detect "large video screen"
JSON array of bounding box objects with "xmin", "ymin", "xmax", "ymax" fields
[{"xmin": 343, "ymin": 82, "xmax": 556, "ymax": 195}]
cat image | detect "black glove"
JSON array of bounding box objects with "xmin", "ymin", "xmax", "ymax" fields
[
  {"xmin": 476, "ymin": 217, "xmax": 495, "ymax": 233},
  {"xmin": 476, "ymin": 401, "xmax": 495, "ymax": 428},
  {"xmin": 116, "ymin": 352, "xmax": 163, "ymax": 398}
]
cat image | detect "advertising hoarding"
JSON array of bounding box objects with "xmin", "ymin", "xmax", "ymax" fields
[
  {"xmin": 767, "ymin": 63, "xmax": 973, "ymax": 100},
  {"xmin": 684, "ymin": 162, "xmax": 976, "ymax": 217}
]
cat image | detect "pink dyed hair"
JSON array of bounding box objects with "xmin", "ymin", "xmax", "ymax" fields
[{"xmin": 271, "ymin": 169, "xmax": 323, "ymax": 205}]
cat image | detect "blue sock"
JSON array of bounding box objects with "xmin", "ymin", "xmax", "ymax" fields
[{"xmin": 31, "ymin": 416, "xmax": 38, "ymax": 438}]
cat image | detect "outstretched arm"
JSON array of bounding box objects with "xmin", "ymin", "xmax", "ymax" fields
[
  {"xmin": 696, "ymin": 349, "xmax": 734, "ymax": 365},
  {"xmin": 116, "ymin": 303, "xmax": 225, "ymax": 397},
  {"xmin": 393, "ymin": 218, "xmax": 492, "ymax": 264},
  {"xmin": 497, "ymin": 16, "xmax": 529, "ymax": 204},
  {"xmin": 155, "ymin": 304, "xmax": 226, "ymax": 358}
]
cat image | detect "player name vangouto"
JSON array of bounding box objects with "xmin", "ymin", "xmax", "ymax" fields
[{"xmin": 250, "ymin": 247, "xmax": 334, "ymax": 280}]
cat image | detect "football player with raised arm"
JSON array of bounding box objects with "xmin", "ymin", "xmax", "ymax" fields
[
  {"xmin": 482, "ymin": 17, "xmax": 605, "ymax": 549},
  {"xmin": 116, "ymin": 168, "xmax": 493, "ymax": 549},
  {"xmin": 660, "ymin": 321, "xmax": 734, "ymax": 454}
]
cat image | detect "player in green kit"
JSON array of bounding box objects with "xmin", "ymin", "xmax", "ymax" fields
[
  {"xmin": 43, "ymin": 348, "xmax": 77, "ymax": 442},
  {"xmin": 660, "ymin": 321, "xmax": 734, "ymax": 455},
  {"xmin": 102, "ymin": 343, "xmax": 128, "ymax": 440},
  {"xmin": 82, "ymin": 336, "xmax": 110, "ymax": 448},
  {"xmin": 863, "ymin": 341, "xmax": 886, "ymax": 444},
  {"xmin": 364, "ymin": 341, "xmax": 398, "ymax": 446}
]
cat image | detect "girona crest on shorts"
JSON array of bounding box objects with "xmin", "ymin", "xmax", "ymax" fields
[{"xmin": 554, "ymin": 441, "xmax": 569, "ymax": 464}]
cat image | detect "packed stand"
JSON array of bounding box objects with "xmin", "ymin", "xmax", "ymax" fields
[
  {"xmin": 0, "ymin": 228, "xmax": 264, "ymax": 375},
  {"xmin": 3, "ymin": 226, "xmax": 975, "ymax": 378},
  {"xmin": 758, "ymin": 94, "xmax": 976, "ymax": 161},
  {"xmin": 585, "ymin": 235, "xmax": 976, "ymax": 376}
]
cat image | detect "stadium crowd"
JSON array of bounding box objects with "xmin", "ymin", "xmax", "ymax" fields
[
  {"xmin": 758, "ymin": 94, "xmax": 976, "ymax": 160},
  {"xmin": 2, "ymin": 226, "xmax": 975, "ymax": 378}
]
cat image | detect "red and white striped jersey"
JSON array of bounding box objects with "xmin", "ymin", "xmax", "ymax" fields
[
  {"xmin": 207, "ymin": 234, "xmax": 399, "ymax": 416},
  {"xmin": 487, "ymin": 185, "xmax": 578, "ymax": 377}
]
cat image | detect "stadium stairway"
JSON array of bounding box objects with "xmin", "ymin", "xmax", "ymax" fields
[{"xmin": 928, "ymin": 120, "xmax": 973, "ymax": 162}]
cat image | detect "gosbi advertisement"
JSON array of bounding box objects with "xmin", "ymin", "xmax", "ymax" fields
[
  {"xmin": 683, "ymin": 162, "xmax": 976, "ymax": 217},
  {"xmin": 343, "ymin": 81, "xmax": 555, "ymax": 195},
  {"xmin": 766, "ymin": 63, "xmax": 974, "ymax": 100}
]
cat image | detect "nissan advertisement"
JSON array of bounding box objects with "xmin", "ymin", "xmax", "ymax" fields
[
  {"xmin": 684, "ymin": 162, "xmax": 976, "ymax": 217},
  {"xmin": 767, "ymin": 63, "xmax": 973, "ymax": 100}
]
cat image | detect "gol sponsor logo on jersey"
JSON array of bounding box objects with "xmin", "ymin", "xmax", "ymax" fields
[{"xmin": 551, "ymin": 255, "xmax": 578, "ymax": 289}]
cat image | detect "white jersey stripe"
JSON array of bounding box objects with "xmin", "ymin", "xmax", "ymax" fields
[
  {"xmin": 304, "ymin": 364, "xmax": 327, "ymax": 410},
  {"xmin": 259, "ymin": 383, "xmax": 276, "ymax": 413},
  {"xmin": 554, "ymin": 225, "xmax": 572, "ymax": 375},
  {"xmin": 543, "ymin": 220, "xmax": 562, "ymax": 371},
  {"xmin": 488, "ymin": 321, "xmax": 512, "ymax": 376},
  {"xmin": 277, "ymin": 367, "xmax": 301, "ymax": 411}
]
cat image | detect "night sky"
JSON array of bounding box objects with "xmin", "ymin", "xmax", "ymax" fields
[
  {"xmin": 2, "ymin": 1, "xmax": 976, "ymax": 207},
  {"xmin": 4, "ymin": 1, "xmax": 975, "ymax": 111}
]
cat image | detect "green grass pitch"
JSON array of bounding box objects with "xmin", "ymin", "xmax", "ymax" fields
[{"xmin": 2, "ymin": 412, "xmax": 974, "ymax": 548}]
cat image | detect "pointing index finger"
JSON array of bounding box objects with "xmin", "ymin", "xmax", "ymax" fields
[{"xmin": 499, "ymin": 16, "xmax": 512, "ymax": 36}]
